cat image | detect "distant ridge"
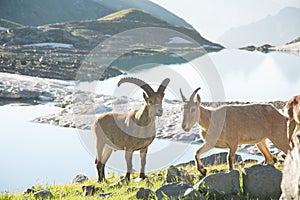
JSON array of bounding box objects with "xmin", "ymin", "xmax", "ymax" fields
[{"xmin": 218, "ymin": 7, "xmax": 300, "ymax": 48}]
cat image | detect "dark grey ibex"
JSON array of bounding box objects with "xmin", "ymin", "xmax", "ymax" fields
[{"xmin": 92, "ymin": 77, "xmax": 170, "ymax": 182}]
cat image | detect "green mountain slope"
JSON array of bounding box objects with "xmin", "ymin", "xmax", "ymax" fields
[
  {"xmin": 0, "ymin": 0, "xmax": 191, "ymax": 28},
  {"xmin": 0, "ymin": 18, "xmax": 24, "ymax": 29}
]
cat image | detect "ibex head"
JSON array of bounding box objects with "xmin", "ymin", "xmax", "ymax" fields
[
  {"xmin": 118, "ymin": 77, "xmax": 170, "ymax": 117},
  {"xmin": 180, "ymin": 87, "xmax": 201, "ymax": 131}
]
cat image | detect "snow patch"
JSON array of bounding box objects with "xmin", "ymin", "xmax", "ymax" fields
[
  {"xmin": 0, "ymin": 27, "xmax": 8, "ymax": 31},
  {"xmin": 23, "ymin": 43, "xmax": 74, "ymax": 48},
  {"xmin": 167, "ymin": 37, "xmax": 193, "ymax": 44}
]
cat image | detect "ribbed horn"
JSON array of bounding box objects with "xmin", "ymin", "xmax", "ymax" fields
[
  {"xmin": 189, "ymin": 87, "xmax": 201, "ymax": 102},
  {"xmin": 118, "ymin": 77, "xmax": 155, "ymax": 97},
  {"xmin": 157, "ymin": 78, "xmax": 170, "ymax": 95},
  {"xmin": 180, "ymin": 88, "xmax": 187, "ymax": 102}
]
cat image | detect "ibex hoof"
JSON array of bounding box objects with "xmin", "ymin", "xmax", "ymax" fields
[
  {"xmin": 125, "ymin": 172, "xmax": 130, "ymax": 182},
  {"xmin": 198, "ymin": 167, "xmax": 207, "ymax": 176},
  {"xmin": 97, "ymin": 178, "xmax": 104, "ymax": 183},
  {"xmin": 139, "ymin": 173, "xmax": 146, "ymax": 179}
]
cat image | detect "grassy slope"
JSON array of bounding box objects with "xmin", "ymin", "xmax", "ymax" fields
[
  {"xmin": 1, "ymin": 161, "xmax": 284, "ymax": 200},
  {"xmin": 98, "ymin": 8, "xmax": 168, "ymax": 25},
  {"xmin": 0, "ymin": 18, "xmax": 24, "ymax": 29}
]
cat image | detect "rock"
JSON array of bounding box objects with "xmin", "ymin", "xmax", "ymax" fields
[
  {"xmin": 72, "ymin": 174, "xmax": 88, "ymax": 184},
  {"xmin": 38, "ymin": 92, "xmax": 54, "ymax": 101},
  {"xmin": 0, "ymin": 87, "xmax": 41, "ymax": 100},
  {"xmin": 135, "ymin": 188, "xmax": 154, "ymax": 200},
  {"xmin": 24, "ymin": 186, "xmax": 35, "ymax": 194},
  {"xmin": 239, "ymin": 45, "xmax": 256, "ymax": 51},
  {"xmin": 20, "ymin": 58, "xmax": 27, "ymax": 65},
  {"xmin": 82, "ymin": 185, "xmax": 103, "ymax": 196},
  {"xmin": 155, "ymin": 182, "xmax": 203, "ymax": 200},
  {"xmin": 201, "ymin": 152, "xmax": 242, "ymax": 166},
  {"xmin": 99, "ymin": 192, "xmax": 113, "ymax": 198},
  {"xmin": 194, "ymin": 170, "xmax": 240, "ymax": 195},
  {"xmin": 33, "ymin": 189, "xmax": 53, "ymax": 199},
  {"xmin": 256, "ymin": 44, "xmax": 273, "ymax": 53},
  {"xmin": 165, "ymin": 165, "xmax": 194, "ymax": 185},
  {"xmin": 242, "ymin": 164, "xmax": 282, "ymax": 199},
  {"xmin": 280, "ymin": 132, "xmax": 300, "ymax": 200}
]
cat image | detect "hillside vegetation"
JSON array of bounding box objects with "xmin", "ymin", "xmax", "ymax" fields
[
  {"xmin": 0, "ymin": 18, "xmax": 23, "ymax": 29},
  {"xmin": 0, "ymin": 161, "xmax": 284, "ymax": 200},
  {"xmin": 0, "ymin": 0, "xmax": 191, "ymax": 28}
]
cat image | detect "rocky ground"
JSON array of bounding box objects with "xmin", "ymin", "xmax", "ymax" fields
[{"xmin": 0, "ymin": 45, "xmax": 122, "ymax": 81}]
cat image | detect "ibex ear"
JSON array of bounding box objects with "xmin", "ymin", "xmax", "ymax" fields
[
  {"xmin": 196, "ymin": 94, "xmax": 201, "ymax": 105},
  {"xmin": 143, "ymin": 92, "xmax": 148, "ymax": 102}
]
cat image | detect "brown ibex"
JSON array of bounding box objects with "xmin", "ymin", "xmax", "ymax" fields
[
  {"xmin": 284, "ymin": 95, "xmax": 300, "ymax": 147},
  {"xmin": 92, "ymin": 77, "xmax": 170, "ymax": 182},
  {"xmin": 180, "ymin": 87, "xmax": 291, "ymax": 176}
]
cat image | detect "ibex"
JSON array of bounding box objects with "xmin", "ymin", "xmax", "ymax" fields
[
  {"xmin": 284, "ymin": 95, "xmax": 300, "ymax": 146},
  {"xmin": 180, "ymin": 87, "xmax": 291, "ymax": 176},
  {"xmin": 92, "ymin": 77, "xmax": 170, "ymax": 182}
]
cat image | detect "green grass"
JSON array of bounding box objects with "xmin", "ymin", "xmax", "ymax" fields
[
  {"xmin": 0, "ymin": 161, "xmax": 284, "ymax": 200},
  {"xmin": 98, "ymin": 9, "xmax": 137, "ymax": 21},
  {"xmin": 98, "ymin": 8, "xmax": 168, "ymax": 25}
]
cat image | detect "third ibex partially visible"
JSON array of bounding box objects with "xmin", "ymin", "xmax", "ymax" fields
[{"xmin": 284, "ymin": 95, "xmax": 300, "ymax": 146}]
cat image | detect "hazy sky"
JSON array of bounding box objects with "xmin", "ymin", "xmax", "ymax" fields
[{"xmin": 150, "ymin": 0, "xmax": 300, "ymax": 42}]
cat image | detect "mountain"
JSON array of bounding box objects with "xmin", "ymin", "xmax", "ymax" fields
[
  {"xmin": 218, "ymin": 7, "xmax": 300, "ymax": 48},
  {"xmin": 0, "ymin": 9, "xmax": 223, "ymax": 80},
  {"xmin": 0, "ymin": 0, "xmax": 191, "ymax": 28},
  {"xmin": 1, "ymin": 9, "xmax": 222, "ymax": 51}
]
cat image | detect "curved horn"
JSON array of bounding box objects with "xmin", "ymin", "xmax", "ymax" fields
[
  {"xmin": 157, "ymin": 78, "xmax": 170, "ymax": 95},
  {"xmin": 118, "ymin": 77, "xmax": 155, "ymax": 97},
  {"xmin": 189, "ymin": 87, "xmax": 201, "ymax": 102},
  {"xmin": 180, "ymin": 88, "xmax": 187, "ymax": 102}
]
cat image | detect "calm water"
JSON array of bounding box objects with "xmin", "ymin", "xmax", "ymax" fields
[
  {"xmin": 80, "ymin": 50, "xmax": 300, "ymax": 102},
  {"xmin": 1, "ymin": 50, "xmax": 299, "ymax": 192}
]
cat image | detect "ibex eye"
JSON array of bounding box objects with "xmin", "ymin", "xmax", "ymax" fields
[{"xmin": 148, "ymin": 100, "xmax": 153, "ymax": 104}]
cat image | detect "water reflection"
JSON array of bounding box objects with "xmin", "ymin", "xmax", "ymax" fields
[{"xmin": 79, "ymin": 50, "xmax": 300, "ymax": 102}]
